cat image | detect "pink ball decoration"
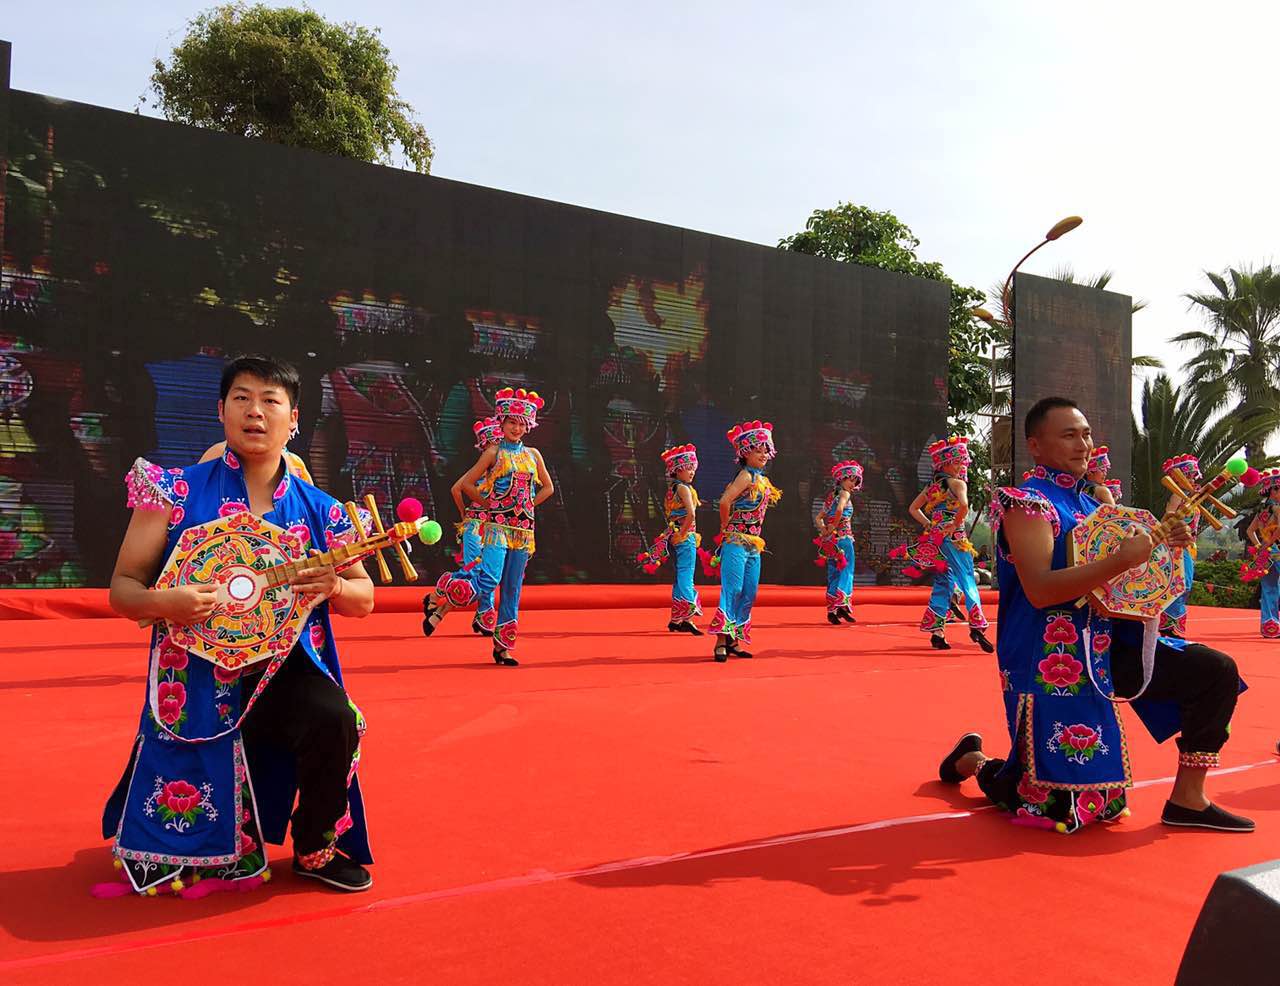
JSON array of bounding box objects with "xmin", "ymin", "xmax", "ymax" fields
[{"xmin": 396, "ymin": 497, "xmax": 424, "ymax": 522}]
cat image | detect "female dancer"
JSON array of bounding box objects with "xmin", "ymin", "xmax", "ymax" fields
[
  {"xmin": 421, "ymin": 388, "xmax": 553, "ymax": 666},
  {"xmin": 451, "ymin": 417, "xmax": 503, "ymax": 636},
  {"xmin": 893, "ymin": 436, "xmax": 992, "ymax": 652},
  {"xmin": 1085, "ymin": 445, "xmax": 1120, "ymax": 505},
  {"xmin": 814, "ymin": 459, "xmax": 862, "ymax": 625},
  {"xmin": 1161, "ymin": 454, "xmax": 1202, "ymax": 638},
  {"xmin": 638, "ymin": 444, "xmax": 704, "ymax": 634},
  {"xmin": 709, "ymin": 421, "xmax": 781, "ymax": 662},
  {"xmin": 1243, "ymin": 468, "xmax": 1280, "ymax": 639}
]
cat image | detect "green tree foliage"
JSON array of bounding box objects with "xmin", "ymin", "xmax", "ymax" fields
[
  {"xmin": 1130, "ymin": 373, "xmax": 1276, "ymax": 515},
  {"xmin": 145, "ymin": 3, "xmax": 433, "ymax": 172},
  {"xmin": 1173, "ymin": 266, "xmax": 1280, "ymax": 462},
  {"xmin": 779, "ymin": 203, "xmax": 999, "ymax": 435}
]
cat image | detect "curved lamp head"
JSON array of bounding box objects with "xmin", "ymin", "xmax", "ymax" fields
[{"xmin": 1045, "ymin": 216, "xmax": 1083, "ymax": 241}]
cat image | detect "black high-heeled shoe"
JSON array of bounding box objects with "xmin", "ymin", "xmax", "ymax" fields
[
  {"xmin": 969, "ymin": 628, "xmax": 994, "ymax": 653},
  {"xmin": 472, "ymin": 618, "xmax": 493, "ymax": 638},
  {"xmin": 422, "ymin": 595, "xmax": 443, "ymax": 638},
  {"xmin": 713, "ymin": 644, "xmax": 729, "ymax": 663},
  {"xmin": 827, "ymin": 612, "xmax": 841, "ymax": 626},
  {"xmin": 838, "ymin": 608, "xmax": 857, "ymax": 625},
  {"xmin": 727, "ymin": 641, "xmax": 753, "ymax": 659},
  {"xmin": 930, "ymin": 634, "xmax": 951, "ymax": 650},
  {"xmin": 492, "ymin": 645, "xmax": 519, "ymax": 667}
]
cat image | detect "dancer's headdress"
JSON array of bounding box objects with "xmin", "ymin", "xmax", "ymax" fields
[
  {"xmin": 660, "ymin": 444, "xmax": 698, "ymax": 476},
  {"xmin": 831, "ymin": 459, "xmax": 864, "ymax": 489},
  {"xmin": 473, "ymin": 417, "xmax": 502, "ymax": 450},
  {"xmin": 1256, "ymin": 467, "xmax": 1280, "ymax": 494},
  {"xmin": 1087, "ymin": 446, "xmax": 1111, "ymax": 476},
  {"xmin": 494, "ymin": 387, "xmax": 544, "ymax": 429},
  {"xmin": 1162, "ymin": 453, "xmax": 1202, "ymax": 483},
  {"xmin": 928, "ymin": 435, "xmax": 970, "ymax": 472},
  {"xmin": 727, "ymin": 420, "xmax": 776, "ymax": 459}
]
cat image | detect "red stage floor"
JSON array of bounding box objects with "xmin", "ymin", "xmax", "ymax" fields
[{"xmin": 3, "ymin": 595, "xmax": 1278, "ymax": 984}]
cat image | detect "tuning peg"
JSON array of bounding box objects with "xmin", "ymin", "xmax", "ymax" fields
[
  {"xmin": 352, "ymin": 497, "xmax": 393, "ymax": 584},
  {"xmin": 364, "ymin": 493, "xmax": 418, "ymax": 583}
]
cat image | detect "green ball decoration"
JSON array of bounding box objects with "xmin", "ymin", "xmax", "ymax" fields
[
  {"xmin": 419, "ymin": 520, "xmax": 443, "ymax": 545},
  {"xmin": 1226, "ymin": 457, "xmax": 1248, "ymax": 476}
]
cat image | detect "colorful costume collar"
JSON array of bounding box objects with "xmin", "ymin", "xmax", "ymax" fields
[
  {"xmin": 727, "ymin": 420, "xmax": 775, "ymax": 459},
  {"xmin": 1256, "ymin": 467, "xmax": 1280, "ymax": 494},
  {"xmin": 1024, "ymin": 462, "xmax": 1089, "ymax": 493},
  {"xmin": 219, "ymin": 444, "xmax": 294, "ymax": 504}
]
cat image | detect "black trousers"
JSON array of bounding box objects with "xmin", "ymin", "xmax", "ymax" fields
[
  {"xmin": 241, "ymin": 649, "xmax": 358, "ymax": 856},
  {"xmin": 978, "ymin": 638, "xmax": 1240, "ymax": 808}
]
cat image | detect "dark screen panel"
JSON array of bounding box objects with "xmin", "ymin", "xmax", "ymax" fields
[
  {"xmin": 1, "ymin": 88, "xmax": 948, "ymax": 587},
  {"xmin": 1013, "ymin": 272, "xmax": 1132, "ymax": 483}
]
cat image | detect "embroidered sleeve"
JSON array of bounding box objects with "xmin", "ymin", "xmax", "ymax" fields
[
  {"xmin": 321, "ymin": 498, "xmax": 374, "ymax": 550},
  {"xmin": 125, "ymin": 457, "xmax": 181, "ymax": 511},
  {"xmin": 989, "ymin": 486, "xmax": 1061, "ymax": 541}
]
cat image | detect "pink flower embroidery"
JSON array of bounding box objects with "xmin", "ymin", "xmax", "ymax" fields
[
  {"xmin": 172, "ymin": 479, "xmax": 190, "ymax": 498},
  {"xmin": 1060, "ymin": 724, "xmax": 1100, "ymax": 753},
  {"xmin": 309, "ymin": 624, "xmax": 326, "ymax": 651},
  {"xmin": 274, "ymin": 478, "xmax": 289, "ymax": 501},
  {"xmin": 1038, "ymin": 653, "xmax": 1083, "ymax": 689},
  {"xmin": 225, "ymin": 451, "xmax": 240, "ymax": 469},
  {"xmin": 158, "ymin": 640, "xmax": 188, "ymax": 671},
  {"xmin": 329, "ymin": 504, "xmax": 343, "ymax": 522},
  {"xmin": 240, "ymin": 832, "xmax": 258, "ymax": 855},
  {"xmin": 1043, "ymin": 616, "xmax": 1078, "ymax": 645},
  {"xmin": 169, "ymin": 505, "xmax": 185, "ymax": 527},
  {"xmin": 1076, "ymin": 789, "xmax": 1106, "ymax": 819},
  {"xmin": 1091, "ymin": 632, "xmax": 1112, "ymax": 653},
  {"xmin": 158, "ymin": 780, "xmax": 201, "ymax": 814},
  {"xmin": 156, "ymin": 681, "xmax": 187, "ymax": 724},
  {"xmin": 213, "ymin": 664, "xmax": 242, "ymax": 684},
  {"xmin": 1017, "ymin": 775, "xmax": 1052, "ymax": 805},
  {"xmin": 219, "ymin": 501, "xmax": 249, "ymax": 517}
]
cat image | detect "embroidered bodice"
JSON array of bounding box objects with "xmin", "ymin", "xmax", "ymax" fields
[
  {"xmin": 821, "ymin": 489, "xmax": 854, "ymax": 538},
  {"xmin": 723, "ymin": 468, "xmax": 781, "ymax": 551},
  {"xmin": 485, "ymin": 441, "xmax": 538, "ymax": 532},
  {"xmin": 665, "ymin": 481, "xmax": 700, "ymax": 544}
]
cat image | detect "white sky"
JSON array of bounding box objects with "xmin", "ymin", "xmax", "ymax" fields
[{"xmin": 7, "ymin": 1, "xmax": 1277, "ymax": 386}]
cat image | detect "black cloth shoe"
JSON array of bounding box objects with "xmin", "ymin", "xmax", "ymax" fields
[
  {"xmin": 472, "ymin": 618, "xmax": 493, "ymax": 637},
  {"xmin": 969, "ymin": 628, "xmax": 994, "ymax": 653},
  {"xmin": 492, "ymin": 646, "xmax": 519, "ymax": 667},
  {"xmin": 827, "ymin": 612, "xmax": 841, "ymax": 625},
  {"xmin": 678, "ymin": 621, "xmax": 704, "ymax": 635},
  {"xmin": 728, "ymin": 642, "xmax": 752, "ymax": 658},
  {"xmin": 292, "ymin": 853, "xmax": 373, "ymax": 892},
  {"xmin": 938, "ymin": 732, "xmax": 984, "ymax": 784},
  {"xmin": 930, "ymin": 634, "xmax": 951, "ymax": 650},
  {"xmin": 713, "ymin": 645, "xmax": 729, "ymax": 663},
  {"xmin": 1161, "ymin": 801, "xmax": 1255, "ymax": 832},
  {"xmin": 668, "ymin": 621, "xmax": 681, "ymax": 632},
  {"xmin": 839, "ymin": 609, "xmax": 857, "ymax": 624}
]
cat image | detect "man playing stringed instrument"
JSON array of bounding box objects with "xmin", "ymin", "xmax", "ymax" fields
[
  {"xmin": 938, "ymin": 397, "xmax": 1253, "ymax": 833},
  {"xmin": 102, "ymin": 356, "xmax": 380, "ymax": 895}
]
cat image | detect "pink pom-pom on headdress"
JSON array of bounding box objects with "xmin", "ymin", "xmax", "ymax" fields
[
  {"xmin": 727, "ymin": 420, "xmax": 776, "ymax": 459},
  {"xmin": 493, "ymin": 387, "xmax": 545, "ymax": 429},
  {"xmin": 660, "ymin": 443, "xmax": 699, "ymax": 476}
]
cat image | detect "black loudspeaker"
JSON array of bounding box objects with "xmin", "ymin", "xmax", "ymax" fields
[{"xmin": 1176, "ymin": 859, "xmax": 1280, "ymax": 985}]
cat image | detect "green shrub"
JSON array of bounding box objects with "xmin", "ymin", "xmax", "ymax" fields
[{"xmin": 1188, "ymin": 557, "xmax": 1258, "ymax": 609}]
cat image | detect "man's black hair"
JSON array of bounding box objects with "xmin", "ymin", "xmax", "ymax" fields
[
  {"xmin": 219, "ymin": 355, "xmax": 301, "ymax": 408},
  {"xmin": 1024, "ymin": 396, "xmax": 1079, "ymax": 438}
]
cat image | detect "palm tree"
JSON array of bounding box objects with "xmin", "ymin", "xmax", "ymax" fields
[
  {"xmin": 1174, "ymin": 266, "xmax": 1280, "ymax": 462},
  {"xmin": 1130, "ymin": 373, "xmax": 1276, "ymax": 515}
]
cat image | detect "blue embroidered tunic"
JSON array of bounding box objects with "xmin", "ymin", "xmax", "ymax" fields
[
  {"xmin": 102, "ymin": 448, "xmax": 372, "ymax": 891},
  {"xmin": 990, "ymin": 465, "xmax": 1190, "ymax": 832}
]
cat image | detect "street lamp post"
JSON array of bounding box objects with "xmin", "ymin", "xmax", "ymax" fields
[{"xmin": 975, "ymin": 215, "xmax": 1083, "ymax": 497}]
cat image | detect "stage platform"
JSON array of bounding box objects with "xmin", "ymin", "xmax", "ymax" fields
[{"xmin": 2, "ymin": 590, "xmax": 1278, "ymax": 984}]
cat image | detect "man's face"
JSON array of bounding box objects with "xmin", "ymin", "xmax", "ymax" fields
[
  {"xmin": 218, "ymin": 374, "xmax": 297, "ymax": 459},
  {"xmin": 1027, "ymin": 406, "xmax": 1094, "ymax": 477}
]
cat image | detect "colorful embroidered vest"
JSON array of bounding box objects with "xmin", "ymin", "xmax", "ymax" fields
[
  {"xmin": 723, "ymin": 467, "xmax": 781, "ymax": 553},
  {"xmin": 484, "ymin": 441, "xmax": 538, "ymax": 553}
]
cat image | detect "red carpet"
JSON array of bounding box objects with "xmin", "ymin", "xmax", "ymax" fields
[{"xmin": 2, "ymin": 592, "xmax": 1278, "ymax": 984}]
